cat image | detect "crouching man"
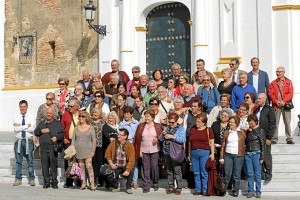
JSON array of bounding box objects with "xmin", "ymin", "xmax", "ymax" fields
[{"xmin": 105, "ymin": 128, "xmax": 135, "ymax": 194}]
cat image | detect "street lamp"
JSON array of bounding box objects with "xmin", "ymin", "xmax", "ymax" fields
[{"xmin": 84, "ymin": 0, "xmax": 106, "ymax": 36}]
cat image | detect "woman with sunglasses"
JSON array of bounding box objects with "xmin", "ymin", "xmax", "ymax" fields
[
  {"xmin": 244, "ymin": 92, "xmax": 258, "ymax": 114},
  {"xmin": 72, "ymin": 111, "xmax": 96, "ymax": 191},
  {"xmin": 87, "ymin": 91, "xmax": 110, "ymax": 118},
  {"xmin": 36, "ymin": 92, "xmax": 61, "ymax": 125},
  {"xmin": 126, "ymin": 66, "xmax": 141, "ymax": 94},
  {"xmin": 220, "ymin": 116, "xmax": 246, "ymax": 197},
  {"xmin": 54, "ymin": 77, "xmax": 73, "ymax": 114},
  {"xmin": 159, "ymin": 112, "xmax": 186, "ymax": 195},
  {"xmin": 141, "ymin": 97, "xmax": 167, "ymax": 125}
]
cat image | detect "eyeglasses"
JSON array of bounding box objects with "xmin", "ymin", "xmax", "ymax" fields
[
  {"xmin": 95, "ymin": 95, "xmax": 101, "ymax": 98},
  {"xmin": 46, "ymin": 98, "xmax": 53, "ymax": 101},
  {"xmin": 203, "ymin": 79, "xmax": 210, "ymax": 81},
  {"xmin": 59, "ymin": 83, "xmax": 65, "ymax": 86},
  {"xmin": 168, "ymin": 121, "xmax": 176, "ymax": 124},
  {"xmin": 276, "ymin": 71, "xmax": 284, "ymax": 73},
  {"xmin": 79, "ymin": 115, "xmax": 86, "ymax": 118},
  {"xmin": 118, "ymin": 133, "xmax": 126, "ymax": 136},
  {"xmin": 229, "ymin": 63, "xmax": 235, "ymax": 66},
  {"xmin": 68, "ymin": 105, "xmax": 75, "ymax": 108},
  {"xmin": 239, "ymin": 108, "xmax": 247, "ymax": 112},
  {"xmin": 150, "ymin": 103, "xmax": 158, "ymax": 106},
  {"xmin": 132, "ymin": 71, "xmax": 139, "ymax": 73},
  {"xmin": 244, "ymin": 96, "xmax": 250, "ymax": 100}
]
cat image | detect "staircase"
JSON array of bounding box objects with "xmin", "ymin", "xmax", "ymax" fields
[{"xmin": 0, "ymin": 134, "xmax": 300, "ymax": 195}]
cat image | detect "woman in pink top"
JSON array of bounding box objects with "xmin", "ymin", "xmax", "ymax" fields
[{"xmin": 133, "ymin": 109, "xmax": 164, "ymax": 193}]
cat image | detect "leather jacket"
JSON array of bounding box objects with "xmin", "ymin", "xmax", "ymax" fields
[
  {"xmin": 220, "ymin": 130, "xmax": 246, "ymax": 159},
  {"xmin": 246, "ymin": 127, "xmax": 265, "ymax": 160}
]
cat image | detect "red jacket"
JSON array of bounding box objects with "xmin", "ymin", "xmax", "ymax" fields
[
  {"xmin": 101, "ymin": 71, "xmax": 130, "ymax": 85},
  {"xmin": 206, "ymin": 157, "xmax": 218, "ymax": 196},
  {"xmin": 60, "ymin": 111, "xmax": 80, "ymax": 141},
  {"xmin": 268, "ymin": 77, "xmax": 293, "ymax": 110},
  {"xmin": 133, "ymin": 122, "xmax": 164, "ymax": 158}
]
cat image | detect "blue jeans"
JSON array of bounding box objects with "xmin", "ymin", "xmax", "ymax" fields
[
  {"xmin": 191, "ymin": 149, "xmax": 210, "ymax": 193},
  {"xmin": 224, "ymin": 153, "xmax": 244, "ymax": 195},
  {"xmin": 245, "ymin": 152, "xmax": 262, "ymax": 195},
  {"xmin": 14, "ymin": 140, "xmax": 35, "ymax": 180}
]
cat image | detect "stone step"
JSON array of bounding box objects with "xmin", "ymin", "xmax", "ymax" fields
[{"xmin": 273, "ymin": 154, "xmax": 300, "ymax": 164}]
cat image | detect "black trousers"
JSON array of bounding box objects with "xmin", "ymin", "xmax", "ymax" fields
[
  {"xmin": 92, "ymin": 147, "xmax": 104, "ymax": 184},
  {"xmin": 40, "ymin": 149, "xmax": 58, "ymax": 185},
  {"xmin": 64, "ymin": 143, "xmax": 81, "ymax": 186},
  {"xmin": 262, "ymin": 144, "xmax": 272, "ymax": 180},
  {"xmin": 109, "ymin": 167, "xmax": 134, "ymax": 190}
]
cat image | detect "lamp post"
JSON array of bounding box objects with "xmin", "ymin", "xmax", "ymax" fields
[{"xmin": 84, "ymin": 0, "xmax": 106, "ymax": 36}]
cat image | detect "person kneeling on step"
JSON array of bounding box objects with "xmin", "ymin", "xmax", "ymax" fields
[{"xmin": 105, "ymin": 128, "xmax": 135, "ymax": 194}]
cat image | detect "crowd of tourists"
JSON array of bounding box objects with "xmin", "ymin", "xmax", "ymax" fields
[{"xmin": 13, "ymin": 57, "xmax": 294, "ymax": 198}]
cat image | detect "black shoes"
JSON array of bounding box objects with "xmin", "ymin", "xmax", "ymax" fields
[
  {"xmin": 43, "ymin": 184, "xmax": 50, "ymax": 189},
  {"xmin": 52, "ymin": 184, "xmax": 58, "ymax": 189},
  {"xmin": 63, "ymin": 184, "xmax": 71, "ymax": 188},
  {"xmin": 287, "ymin": 140, "xmax": 295, "ymax": 144}
]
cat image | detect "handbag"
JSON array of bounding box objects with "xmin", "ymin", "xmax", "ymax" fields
[
  {"xmin": 54, "ymin": 141, "xmax": 64, "ymax": 153},
  {"xmin": 100, "ymin": 163, "xmax": 114, "ymax": 176},
  {"xmin": 169, "ymin": 141, "xmax": 184, "ymax": 162},
  {"xmin": 65, "ymin": 157, "xmax": 84, "ymax": 180},
  {"xmin": 217, "ymin": 165, "xmax": 228, "ymax": 194},
  {"xmin": 276, "ymin": 84, "xmax": 294, "ymax": 110}
]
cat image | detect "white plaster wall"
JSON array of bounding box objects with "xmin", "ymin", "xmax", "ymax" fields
[{"xmin": 0, "ymin": 1, "xmax": 4, "ymax": 89}]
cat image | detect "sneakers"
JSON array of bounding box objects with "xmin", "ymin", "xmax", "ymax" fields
[
  {"xmin": 247, "ymin": 193, "xmax": 254, "ymax": 198},
  {"xmin": 126, "ymin": 189, "xmax": 133, "ymax": 194},
  {"xmin": 112, "ymin": 183, "xmax": 120, "ymax": 192},
  {"xmin": 29, "ymin": 180, "xmax": 35, "ymax": 186},
  {"xmin": 132, "ymin": 182, "xmax": 138, "ymax": 189},
  {"xmin": 13, "ymin": 179, "xmax": 22, "ymax": 186}
]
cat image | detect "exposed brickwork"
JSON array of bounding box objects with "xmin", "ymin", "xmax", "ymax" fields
[
  {"xmin": 39, "ymin": 0, "xmax": 62, "ymax": 11},
  {"xmin": 4, "ymin": 0, "xmax": 99, "ymax": 87}
]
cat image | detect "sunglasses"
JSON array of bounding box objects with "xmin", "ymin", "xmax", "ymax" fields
[
  {"xmin": 95, "ymin": 95, "xmax": 101, "ymax": 98},
  {"xmin": 169, "ymin": 121, "xmax": 176, "ymax": 124},
  {"xmin": 229, "ymin": 63, "xmax": 235, "ymax": 66},
  {"xmin": 150, "ymin": 103, "xmax": 158, "ymax": 106},
  {"xmin": 244, "ymin": 96, "xmax": 250, "ymax": 100},
  {"xmin": 79, "ymin": 115, "xmax": 86, "ymax": 118},
  {"xmin": 59, "ymin": 83, "xmax": 65, "ymax": 86},
  {"xmin": 132, "ymin": 71, "xmax": 139, "ymax": 73},
  {"xmin": 203, "ymin": 79, "xmax": 210, "ymax": 81},
  {"xmin": 46, "ymin": 98, "xmax": 53, "ymax": 100}
]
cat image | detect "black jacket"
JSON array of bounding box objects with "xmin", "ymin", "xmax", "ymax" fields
[
  {"xmin": 254, "ymin": 105, "xmax": 276, "ymax": 140},
  {"xmin": 34, "ymin": 119, "xmax": 64, "ymax": 152},
  {"xmin": 246, "ymin": 127, "xmax": 265, "ymax": 160}
]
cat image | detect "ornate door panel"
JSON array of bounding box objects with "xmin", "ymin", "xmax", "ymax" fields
[{"xmin": 146, "ymin": 3, "xmax": 191, "ymax": 79}]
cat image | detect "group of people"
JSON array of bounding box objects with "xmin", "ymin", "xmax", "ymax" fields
[{"xmin": 12, "ymin": 57, "xmax": 294, "ymax": 198}]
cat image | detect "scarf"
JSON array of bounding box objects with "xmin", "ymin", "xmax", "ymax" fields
[{"xmin": 163, "ymin": 125, "xmax": 180, "ymax": 154}]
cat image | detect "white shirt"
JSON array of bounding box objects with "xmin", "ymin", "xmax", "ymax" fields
[
  {"xmin": 13, "ymin": 112, "xmax": 36, "ymax": 139},
  {"xmin": 226, "ymin": 130, "xmax": 239, "ymax": 154},
  {"xmin": 253, "ymin": 73, "xmax": 259, "ymax": 93}
]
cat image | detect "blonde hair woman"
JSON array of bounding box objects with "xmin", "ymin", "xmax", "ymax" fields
[
  {"xmin": 72, "ymin": 111, "xmax": 96, "ymax": 191},
  {"xmin": 217, "ymin": 68, "xmax": 236, "ymax": 95}
]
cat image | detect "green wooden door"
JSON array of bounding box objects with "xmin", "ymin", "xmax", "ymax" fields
[{"xmin": 146, "ymin": 3, "xmax": 191, "ymax": 79}]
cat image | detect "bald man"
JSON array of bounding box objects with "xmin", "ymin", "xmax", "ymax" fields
[
  {"xmin": 35, "ymin": 107, "xmax": 64, "ymax": 189},
  {"xmin": 183, "ymin": 84, "xmax": 201, "ymax": 108},
  {"xmin": 77, "ymin": 69, "xmax": 94, "ymax": 96},
  {"xmin": 254, "ymin": 93, "xmax": 276, "ymax": 183},
  {"xmin": 268, "ymin": 66, "xmax": 294, "ymax": 144}
]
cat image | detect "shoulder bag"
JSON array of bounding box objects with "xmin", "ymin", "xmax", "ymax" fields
[
  {"xmin": 276, "ymin": 84, "xmax": 294, "ymax": 110},
  {"xmin": 170, "ymin": 141, "xmax": 184, "ymax": 162}
]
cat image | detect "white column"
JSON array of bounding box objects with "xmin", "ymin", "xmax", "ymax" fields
[
  {"xmin": 192, "ymin": 0, "xmax": 209, "ymax": 72},
  {"xmin": 0, "ymin": 0, "xmax": 4, "ymax": 89},
  {"xmin": 120, "ymin": 0, "xmax": 133, "ymax": 73}
]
